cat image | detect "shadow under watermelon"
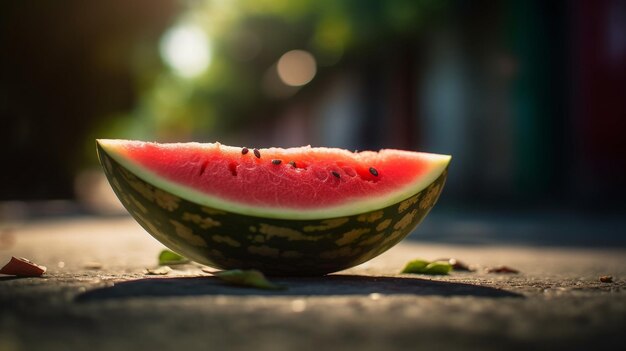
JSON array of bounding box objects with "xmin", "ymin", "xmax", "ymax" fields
[{"xmin": 75, "ymin": 275, "xmax": 521, "ymax": 302}]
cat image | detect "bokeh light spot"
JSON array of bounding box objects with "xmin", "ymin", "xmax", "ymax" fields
[
  {"xmin": 276, "ymin": 50, "xmax": 317, "ymax": 86},
  {"xmin": 159, "ymin": 24, "xmax": 211, "ymax": 78}
]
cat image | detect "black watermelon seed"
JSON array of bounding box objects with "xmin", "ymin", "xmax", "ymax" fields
[
  {"xmin": 272, "ymin": 159, "xmax": 282, "ymax": 165},
  {"xmin": 331, "ymin": 171, "xmax": 341, "ymax": 178},
  {"xmin": 253, "ymin": 149, "xmax": 261, "ymax": 158},
  {"xmin": 199, "ymin": 160, "xmax": 208, "ymax": 176},
  {"xmin": 242, "ymin": 147, "xmax": 249, "ymax": 155},
  {"xmin": 369, "ymin": 167, "xmax": 378, "ymax": 176},
  {"xmin": 288, "ymin": 161, "xmax": 296, "ymax": 167}
]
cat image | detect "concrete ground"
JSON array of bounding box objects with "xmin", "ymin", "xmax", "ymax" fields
[{"xmin": 1, "ymin": 216, "xmax": 625, "ymax": 351}]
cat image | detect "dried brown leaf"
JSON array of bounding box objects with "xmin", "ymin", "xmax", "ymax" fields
[
  {"xmin": 145, "ymin": 266, "xmax": 173, "ymax": 275},
  {"xmin": 599, "ymin": 275, "xmax": 613, "ymax": 283},
  {"xmin": 486, "ymin": 265, "xmax": 519, "ymax": 274}
]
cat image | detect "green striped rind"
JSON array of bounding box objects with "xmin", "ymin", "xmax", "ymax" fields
[{"xmin": 98, "ymin": 143, "xmax": 448, "ymax": 276}]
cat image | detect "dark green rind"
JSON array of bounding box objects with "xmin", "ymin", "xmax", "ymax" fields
[{"xmin": 97, "ymin": 143, "xmax": 448, "ymax": 276}]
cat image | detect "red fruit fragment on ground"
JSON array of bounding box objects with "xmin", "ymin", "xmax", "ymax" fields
[
  {"xmin": 0, "ymin": 256, "xmax": 47, "ymax": 277},
  {"xmin": 486, "ymin": 265, "xmax": 519, "ymax": 274}
]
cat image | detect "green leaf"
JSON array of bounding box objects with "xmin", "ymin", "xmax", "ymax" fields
[
  {"xmin": 402, "ymin": 259, "xmax": 451, "ymax": 275},
  {"xmin": 158, "ymin": 250, "xmax": 190, "ymax": 266},
  {"xmin": 214, "ymin": 269, "xmax": 286, "ymax": 290},
  {"xmin": 423, "ymin": 262, "xmax": 452, "ymax": 275},
  {"xmin": 401, "ymin": 259, "xmax": 430, "ymax": 274}
]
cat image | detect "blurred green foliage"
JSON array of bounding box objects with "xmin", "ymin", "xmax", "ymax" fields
[{"xmin": 93, "ymin": 0, "xmax": 449, "ymax": 146}]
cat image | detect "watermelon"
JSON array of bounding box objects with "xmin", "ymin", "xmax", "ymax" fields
[{"xmin": 97, "ymin": 139, "xmax": 450, "ymax": 275}]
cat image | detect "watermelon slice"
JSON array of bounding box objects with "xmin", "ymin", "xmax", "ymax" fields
[{"xmin": 97, "ymin": 139, "xmax": 450, "ymax": 275}]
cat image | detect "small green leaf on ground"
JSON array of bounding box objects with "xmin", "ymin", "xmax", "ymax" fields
[
  {"xmin": 158, "ymin": 250, "xmax": 190, "ymax": 266},
  {"xmin": 0, "ymin": 256, "xmax": 47, "ymax": 277},
  {"xmin": 145, "ymin": 266, "xmax": 173, "ymax": 275},
  {"xmin": 402, "ymin": 259, "xmax": 452, "ymax": 275},
  {"xmin": 424, "ymin": 262, "xmax": 453, "ymax": 275},
  {"xmin": 401, "ymin": 259, "xmax": 429, "ymax": 273},
  {"xmin": 214, "ymin": 269, "xmax": 286, "ymax": 290}
]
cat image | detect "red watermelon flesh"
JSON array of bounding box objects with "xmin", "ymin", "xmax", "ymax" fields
[{"xmin": 98, "ymin": 140, "xmax": 450, "ymax": 219}]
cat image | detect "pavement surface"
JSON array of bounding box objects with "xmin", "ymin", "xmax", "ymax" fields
[{"xmin": 1, "ymin": 216, "xmax": 625, "ymax": 351}]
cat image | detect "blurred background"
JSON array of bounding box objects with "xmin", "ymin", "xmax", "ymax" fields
[{"xmin": 1, "ymin": 0, "xmax": 625, "ymax": 246}]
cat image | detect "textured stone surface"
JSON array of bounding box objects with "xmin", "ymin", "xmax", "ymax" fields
[{"xmin": 1, "ymin": 216, "xmax": 625, "ymax": 351}]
